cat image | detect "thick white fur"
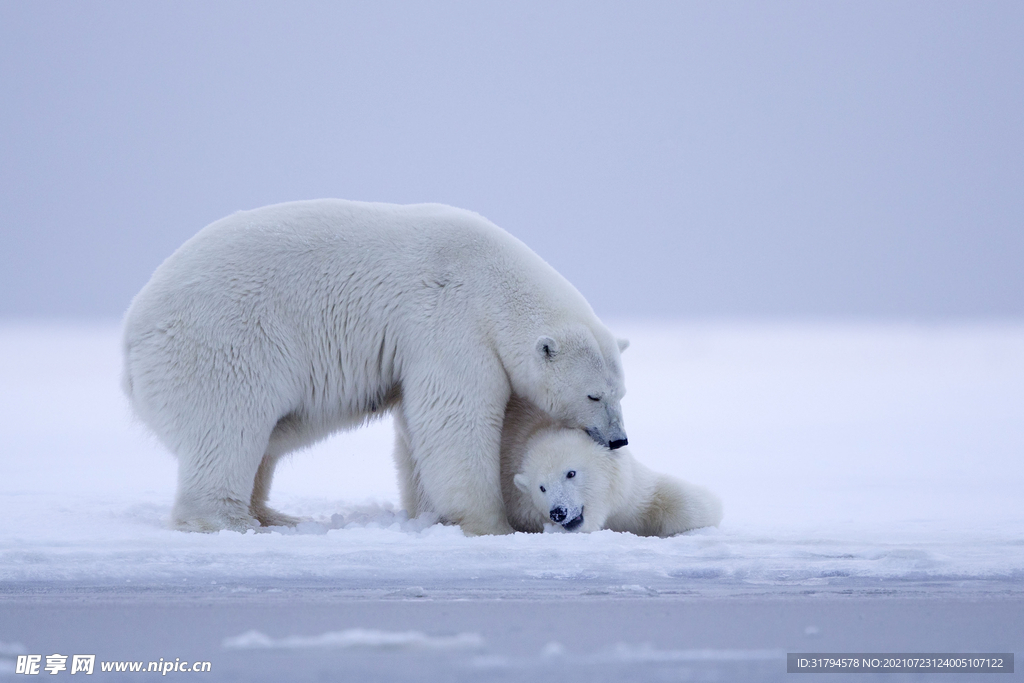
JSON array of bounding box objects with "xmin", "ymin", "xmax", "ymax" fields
[
  {"xmin": 501, "ymin": 397, "xmax": 723, "ymax": 537},
  {"xmin": 122, "ymin": 200, "xmax": 628, "ymax": 535}
]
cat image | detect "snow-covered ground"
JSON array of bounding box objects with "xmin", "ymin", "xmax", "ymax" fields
[
  {"xmin": 1, "ymin": 320, "xmax": 1022, "ymax": 590},
  {"xmin": 4, "ymin": 321, "xmax": 1019, "ymax": 593},
  {"xmin": 2, "ymin": 321, "xmax": 1022, "ymax": 681}
]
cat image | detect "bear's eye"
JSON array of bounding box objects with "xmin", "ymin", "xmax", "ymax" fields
[
  {"xmin": 539, "ymin": 486, "xmax": 546, "ymax": 493},
  {"xmin": 566, "ymin": 470, "xmax": 575, "ymax": 479},
  {"xmin": 587, "ymin": 395, "xmax": 601, "ymax": 402}
]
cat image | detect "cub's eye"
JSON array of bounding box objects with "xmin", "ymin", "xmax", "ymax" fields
[
  {"xmin": 587, "ymin": 395, "xmax": 601, "ymax": 401},
  {"xmin": 566, "ymin": 471, "xmax": 576, "ymax": 479},
  {"xmin": 539, "ymin": 486, "xmax": 546, "ymax": 493}
]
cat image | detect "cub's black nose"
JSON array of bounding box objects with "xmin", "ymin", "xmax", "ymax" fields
[
  {"xmin": 609, "ymin": 438, "xmax": 628, "ymax": 450},
  {"xmin": 550, "ymin": 507, "xmax": 568, "ymax": 523}
]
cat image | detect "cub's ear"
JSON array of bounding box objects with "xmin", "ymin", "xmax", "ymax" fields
[
  {"xmin": 535, "ymin": 335, "xmax": 560, "ymax": 360},
  {"xmin": 513, "ymin": 473, "xmax": 530, "ymax": 493},
  {"xmin": 617, "ymin": 338, "xmax": 629, "ymax": 353}
]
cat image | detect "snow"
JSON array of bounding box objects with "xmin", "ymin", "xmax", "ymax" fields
[
  {"xmin": 222, "ymin": 628, "xmax": 484, "ymax": 650},
  {"xmin": 221, "ymin": 627, "xmax": 781, "ymax": 664},
  {"xmin": 1, "ymin": 320, "xmax": 1022, "ymax": 593}
]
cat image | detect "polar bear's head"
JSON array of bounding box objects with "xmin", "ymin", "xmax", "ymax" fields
[
  {"xmin": 513, "ymin": 429, "xmax": 619, "ymax": 533},
  {"xmin": 522, "ymin": 325, "xmax": 629, "ymax": 451}
]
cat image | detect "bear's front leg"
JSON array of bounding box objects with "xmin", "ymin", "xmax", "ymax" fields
[{"xmin": 400, "ymin": 382, "xmax": 514, "ymax": 536}]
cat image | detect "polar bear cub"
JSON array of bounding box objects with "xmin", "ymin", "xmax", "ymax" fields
[{"xmin": 503, "ymin": 422, "xmax": 723, "ymax": 537}]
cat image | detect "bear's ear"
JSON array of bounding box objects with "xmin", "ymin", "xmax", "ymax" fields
[
  {"xmin": 535, "ymin": 336, "xmax": 560, "ymax": 360},
  {"xmin": 617, "ymin": 338, "xmax": 630, "ymax": 353},
  {"xmin": 513, "ymin": 473, "xmax": 531, "ymax": 493}
]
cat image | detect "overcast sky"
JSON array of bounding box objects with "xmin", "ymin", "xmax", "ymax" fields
[{"xmin": 1, "ymin": 1, "xmax": 1021, "ymax": 320}]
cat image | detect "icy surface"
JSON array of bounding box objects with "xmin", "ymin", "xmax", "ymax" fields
[
  {"xmin": 1, "ymin": 321, "xmax": 1022, "ymax": 593},
  {"xmin": 222, "ymin": 628, "xmax": 484, "ymax": 650}
]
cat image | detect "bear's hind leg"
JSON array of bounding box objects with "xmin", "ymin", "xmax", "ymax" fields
[
  {"xmin": 172, "ymin": 462, "xmax": 260, "ymax": 533},
  {"xmin": 171, "ymin": 428, "xmax": 270, "ymax": 532},
  {"xmin": 249, "ymin": 453, "xmax": 302, "ymax": 527},
  {"xmin": 392, "ymin": 410, "xmax": 424, "ymax": 518}
]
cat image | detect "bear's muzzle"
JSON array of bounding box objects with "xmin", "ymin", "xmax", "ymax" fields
[{"xmin": 551, "ymin": 506, "xmax": 584, "ymax": 531}]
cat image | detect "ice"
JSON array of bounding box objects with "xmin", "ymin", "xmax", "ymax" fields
[
  {"xmin": 222, "ymin": 628, "xmax": 484, "ymax": 650},
  {"xmin": 603, "ymin": 645, "xmax": 785, "ymax": 663},
  {"xmin": 472, "ymin": 644, "xmax": 787, "ymax": 669},
  {"xmin": 1, "ymin": 320, "xmax": 1022, "ymax": 593}
]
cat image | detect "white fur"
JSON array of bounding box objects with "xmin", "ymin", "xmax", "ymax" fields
[
  {"xmin": 502, "ymin": 397, "xmax": 722, "ymax": 537},
  {"xmin": 122, "ymin": 200, "xmax": 627, "ymax": 534}
]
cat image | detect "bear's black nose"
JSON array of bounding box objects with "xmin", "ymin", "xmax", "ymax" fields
[
  {"xmin": 609, "ymin": 438, "xmax": 628, "ymax": 450},
  {"xmin": 550, "ymin": 507, "xmax": 568, "ymax": 523}
]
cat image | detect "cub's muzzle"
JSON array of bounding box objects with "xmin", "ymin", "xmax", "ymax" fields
[{"xmin": 562, "ymin": 509, "xmax": 584, "ymax": 531}]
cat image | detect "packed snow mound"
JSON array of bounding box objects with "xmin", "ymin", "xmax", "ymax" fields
[{"xmin": 223, "ymin": 628, "xmax": 484, "ymax": 650}]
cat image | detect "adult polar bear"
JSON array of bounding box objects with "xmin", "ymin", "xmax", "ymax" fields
[{"xmin": 122, "ymin": 200, "xmax": 628, "ymax": 535}]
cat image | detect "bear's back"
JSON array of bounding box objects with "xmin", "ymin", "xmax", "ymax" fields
[{"xmin": 126, "ymin": 199, "xmax": 597, "ymax": 349}]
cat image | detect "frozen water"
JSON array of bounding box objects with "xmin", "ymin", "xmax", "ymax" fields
[
  {"xmin": 0, "ymin": 320, "xmax": 1022, "ymax": 593},
  {"xmin": 222, "ymin": 628, "xmax": 484, "ymax": 650}
]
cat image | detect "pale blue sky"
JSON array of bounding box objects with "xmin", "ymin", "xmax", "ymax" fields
[{"xmin": 1, "ymin": 1, "xmax": 1021, "ymax": 319}]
